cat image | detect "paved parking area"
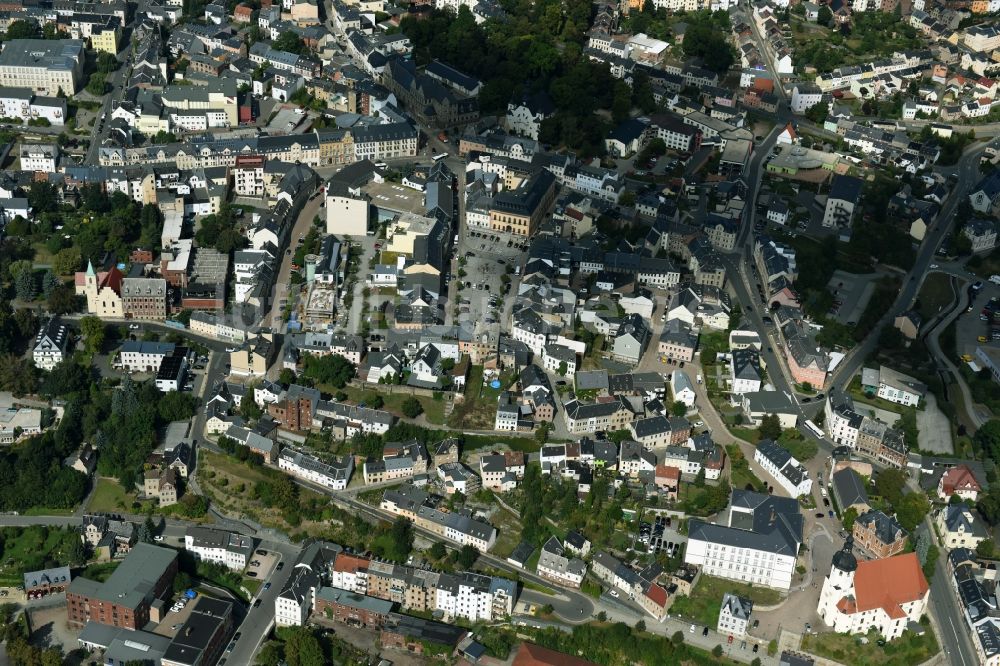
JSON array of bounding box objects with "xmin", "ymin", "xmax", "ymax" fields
[
  {"xmin": 826, "ymin": 269, "xmax": 879, "ymax": 325},
  {"xmin": 957, "ymin": 283, "xmax": 1000, "ymax": 358},
  {"xmin": 916, "ymin": 394, "xmax": 954, "ymax": 454},
  {"xmin": 451, "ymin": 228, "xmax": 527, "ymax": 329},
  {"xmin": 246, "ymin": 549, "xmax": 279, "ymax": 580},
  {"xmin": 27, "ymin": 603, "xmax": 80, "ymax": 652}
]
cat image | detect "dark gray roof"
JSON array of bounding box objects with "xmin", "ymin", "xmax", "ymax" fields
[
  {"xmin": 832, "ymin": 468, "xmax": 869, "ymax": 508},
  {"xmin": 689, "ymin": 489, "xmax": 802, "ymax": 557}
]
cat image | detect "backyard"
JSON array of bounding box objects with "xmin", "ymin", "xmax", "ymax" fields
[
  {"xmin": 669, "ymin": 575, "xmax": 784, "ymax": 627},
  {"xmin": 446, "ymin": 365, "xmax": 516, "ymax": 429},
  {"xmin": 801, "ymin": 627, "xmax": 939, "ymax": 666},
  {"xmin": 338, "ymin": 385, "xmax": 448, "ymax": 425},
  {"xmin": 0, "ymin": 526, "xmax": 81, "ymax": 586}
]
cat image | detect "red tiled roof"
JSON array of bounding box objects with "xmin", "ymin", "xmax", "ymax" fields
[
  {"xmin": 851, "ymin": 553, "xmax": 928, "ymax": 620},
  {"xmin": 644, "ymin": 582, "xmax": 668, "ymax": 607},
  {"xmin": 99, "ymin": 267, "xmax": 123, "ymax": 295},
  {"xmin": 655, "ymin": 465, "xmax": 681, "ymax": 481},
  {"xmin": 332, "ymin": 553, "xmax": 370, "ymax": 573},
  {"xmin": 513, "ymin": 643, "xmax": 599, "ymax": 666},
  {"xmin": 942, "ymin": 465, "xmax": 981, "ymax": 495}
]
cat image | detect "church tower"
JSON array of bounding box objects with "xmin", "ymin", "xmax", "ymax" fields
[
  {"xmin": 818, "ymin": 536, "xmax": 858, "ymax": 626},
  {"xmin": 84, "ymin": 260, "xmax": 98, "ymax": 313}
]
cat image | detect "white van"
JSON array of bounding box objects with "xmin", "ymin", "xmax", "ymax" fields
[{"xmin": 696, "ymin": 374, "xmax": 703, "ymax": 384}]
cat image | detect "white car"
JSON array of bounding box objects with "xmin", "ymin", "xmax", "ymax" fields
[
  {"xmin": 990, "ymin": 275, "xmax": 1000, "ymax": 285},
  {"xmin": 929, "ymin": 264, "xmax": 939, "ymax": 269},
  {"xmin": 609, "ymin": 590, "xmax": 619, "ymax": 598},
  {"xmin": 128, "ymin": 324, "xmax": 140, "ymax": 330},
  {"xmin": 225, "ymin": 347, "xmax": 237, "ymax": 353},
  {"xmin": 154, "ymin": 535, "xmax": 164, "ymax": 541}
]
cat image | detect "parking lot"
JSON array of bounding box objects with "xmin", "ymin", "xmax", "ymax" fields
[
  {"xmin": 245, "ymin": 547, "xmax": 279, "ymax": 581},
  {"xmin": 450, "ymin": 228, "xmax": 527, "ymax": 329},
  {"xmin": 825, "ymin": 269, "xmax": 879, "ymax": 326},
  {"xmin": 633, "ymin": 515, "xmax": 686, "ymax": 558}
]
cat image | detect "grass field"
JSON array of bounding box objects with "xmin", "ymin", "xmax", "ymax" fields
[
  {"xmin": 916, "ymin": 272, "xmax": 955, "ymax": 320},
  {"xmin": 87, "ymin": 478, "xmax": 146, "ymax": 513},
  {"xmin": 778, "ymin": 432, "xmax": 818, "ymax": 461},
  {"xmin": 670, "ymin": 575, "xmax": 784, "ymax": 626},
  {"xmin": 801, "ymin": 627, "xmax": 939, "ymax": 666},
  {"xmin": 339, "ymin": 385, "xmax": 448, "ymax": 425}
]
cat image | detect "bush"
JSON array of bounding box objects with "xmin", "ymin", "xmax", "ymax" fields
[{"xmin": 401, "ymin": 397, "xmax": 423, "ymax": 418}]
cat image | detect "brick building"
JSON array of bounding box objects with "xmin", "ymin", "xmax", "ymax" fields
[{"xmin": 66, "ymin": 544, "xmax": 177, "ymax": 629}]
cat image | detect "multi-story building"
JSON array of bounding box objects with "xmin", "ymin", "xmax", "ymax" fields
[
  {"xmin": 875, "ymin": 366, "xmax": 926, "ymax": 407},
  {"xmin": 562, "ymin": 397, "xmax": 634, "ymax": 435},
  {"xmin": 380, "ymin": 485, "xmax": 497, "ymax": 550},
  {"xmin": 937, "ymin": 503, "xmax": 989, "ymax": 549},
  {"xmin": 119, "ymin": 341, "xmax": 182, "ymax": 373},
  {"xmin": 852, "ymin": 510, "xmax": 907, "ymax": 559},
  {"xmin": 938, "ymin": 464, "xmax": 982, "ymax": 502},
  {"xmin": 0, "ymin": 40, "xmax": 85, "ymax": 95},
  {"xmin": 278, "ymin": 447, "xmax": 354, "ymax": 490},
  {"xmin": 685, "ymin": 490, "xmax": 802, "ymax": 590},
  {"xmin": 121, "ymin": 277, "xmax": 168, "ymax": 321},
  {"xmin": 489, "ymin": 169, "xmax": 557, "ymax": 237},
  {"xmin": 33, "ymin": 317, "xmax": 70, "ymax": 371},
  {"xmin": 753, "ymin": 439, "xmax": 813, "ymax": 498},
  {"xmin": 536, "ymin": 536, "xmax": 586, "ymax": 588},
  {"xmin": 718, "ymin": 593, "xmax": 753, "ymax": 638},
  {"xmin": 184, "ymin": 526, "xmax": 254, "ymax": 571},
  {"xmin": 327, "ymin": 550, "xmax": 516, "ymax": 622},
  {"xmin": 817, "ymin": 541, "xmax": 928, "ymax": 640},
  {"xmin": 822, "ymin": 174, "xmax": 863, "ymax": 228},
  {"xmin": 20, "ymin": 143, "xmax": 58, "ymax": 172},
  {"xmin": 161, "ymin": 597, "xmax": 234, "ymax": 666},
  {"xmin": 66, "ymin": 543, "xmax": 178, "ymax": 629}
]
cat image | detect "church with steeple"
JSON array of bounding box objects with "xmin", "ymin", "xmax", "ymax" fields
[
  {"xmin": 817, "ymin": 537, "xmax": 930, "ymax": 640},
  {"xmin": 75, "ymin": 259, "xmax": 124, "ymax": 318}
]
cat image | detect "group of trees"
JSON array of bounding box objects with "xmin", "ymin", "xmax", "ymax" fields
[
  {"xmin": 370, "ymin": 516, "xmax": 414, "ymax": 563},
  {"xmin": 399, "ymin": 3, "xmax": 627, "ymax": 156},
  {"xmin": 871, "ymin": 468, "xmax": 930, "ymax": 533},
  {"xmin": 194, "ymin": 204, "xmax": 246, "ymax": 254},
  {"xmin": 300, "ymin": 353, "xmax": 355, "ymax": 389},
  {"xmin": 681, "ymin": 11, "xmax": 736, "ymax": 74}
]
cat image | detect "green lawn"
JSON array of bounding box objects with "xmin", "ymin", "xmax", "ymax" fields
[
  {"xmin": 916, "ymin": 272, "xmax": 955, "ymax": 321},
  {"xmin": 801, "ymin": 627, "xmax": 939, "ymax": 666},
  {"xmin": 0, "ymin": 526, "xmax": 80, "ymax": 585},
  {"xmin": 87, "ymin": 478, "xmax": 144, "ymax": 513},
  {"xmin": 242, "ymin": 577, "xmax": 261, "ymax": 595},
  {"xmin": 778, "ymin": 432, "xmax": 818, "ymax": 461},
  {"xmin": 81, "ymin": 561, "xmax": 120, "ymax": 582},
  {"xmin": 339, "ymin": 386, "xmax": 448, "ymax": 425},
  {"xmin": 670, "ymin": 575, "xmax": 784, "ymax": 626},
  {"xmin": 847, "ymin": 376, "xmax": 909, "ymax": 414}
]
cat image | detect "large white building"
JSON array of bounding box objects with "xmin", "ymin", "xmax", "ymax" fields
[
  {"xmin": 0, "ymin": 40, "xmax": 85, "ymax": 96},
  {"xmin": 278, "ymin": 447, "xmax": 354, "ymax": 490},
  {"xmin": 685, "ymin": 490, "xmax": 802, "ymax": 590},
  {"xmin": 753, "ymin": 439, "xmax": 813, "ymax": 498},
  {"xmin": 184, "ymin": 526, "xmax": 254, "ymax": 571},
  {"xmin": 119, "ymin": 341, "xmax": 178, "ymax": 373},
  {"xmin": 817, "ymin": 540, "xmax": 929, "ymax": 640}
]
